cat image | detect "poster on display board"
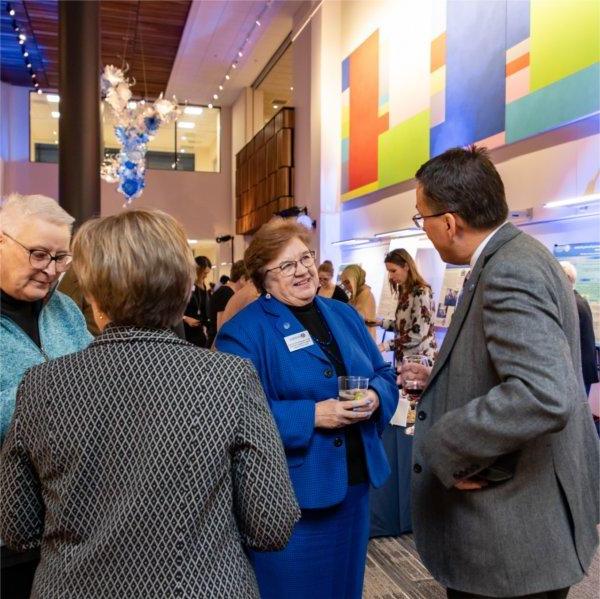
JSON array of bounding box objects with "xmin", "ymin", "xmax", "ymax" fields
[
  {"xmin": 553, "ymin": 242, "xmax": 600, "ymax": 341},
  {"xmin": 434, "ymin": 265, "xmax": 470, "ymax": 328}
]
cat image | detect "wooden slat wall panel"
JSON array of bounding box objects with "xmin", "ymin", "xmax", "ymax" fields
[
  {"xmin": 1, "ymin": 1, "xmax": 191, "ymax": 99},
  {"xmin": 235, "ymin": 107, "xmax": 294, "ymax": 235}
]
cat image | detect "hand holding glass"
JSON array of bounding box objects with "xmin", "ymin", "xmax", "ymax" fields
[
  {"xmin": 402, "ymin": 355, "xmax": 429, "ymax": 435},
  {"xmin": 338, "ymin": 376, "xmax": 369, "ymax": 402}
]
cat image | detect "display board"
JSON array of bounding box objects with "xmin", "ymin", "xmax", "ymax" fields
[
  {"xmin": 434, "ymin": 265, "xmax": 470, "ymax": 328},
  {"xmin": 554, "ymin": 242, "xmax": 600, "ymax": 341}
]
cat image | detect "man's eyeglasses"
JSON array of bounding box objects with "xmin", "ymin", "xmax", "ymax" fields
[
  {"xmin": 265, "ymin": 250, "xmax": 316, "ymax": 277},
  {"xmin": 2, "ymin": 231, "xmax": 72, "ymax": 272},
  {"xmin": 412, "ymin": 211, "xmax": 456, "ymax": 230}
]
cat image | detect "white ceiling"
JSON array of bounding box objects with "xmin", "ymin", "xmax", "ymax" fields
[{"xmin": 166, "ymin": 0, "xmax": 304, "ymax": 107}]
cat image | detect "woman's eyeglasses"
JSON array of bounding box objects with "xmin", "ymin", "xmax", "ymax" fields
[
  {"xmin": 2, "ymin": 231, "xmax": 72, "ymax": 272},
  {"xmin": 265, "ymin": 250, "xmax": 316, "ymax": 277}
]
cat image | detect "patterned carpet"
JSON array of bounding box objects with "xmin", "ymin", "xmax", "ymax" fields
[{"xmin": 364, "ymin": 534, "xmax": 600, "ymax": 598}]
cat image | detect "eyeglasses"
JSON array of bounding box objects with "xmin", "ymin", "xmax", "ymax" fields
[
  {"xmin": 412, "ymin": 211, "xmax": 456, "ymax": 229},
  {"xmin": 2, "ymin": 231, "xmax": 72, "ymax": 272},
  {"xmin": 265, "ymin": 250, "xmax": 316, "ymax": 277}
]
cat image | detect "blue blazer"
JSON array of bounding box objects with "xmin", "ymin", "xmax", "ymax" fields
[{"xmin": 216, "ymin": 295, "xmax": 397, "ymax": 509}]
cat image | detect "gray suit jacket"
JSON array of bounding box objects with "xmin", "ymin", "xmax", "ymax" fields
[
  {"xmin": 412, "ymin": 223, "xmax": 599, "ymax": 597},
  {"xmin": 0, "ymin": 326, "xmax": 300, "ymax": 599}
]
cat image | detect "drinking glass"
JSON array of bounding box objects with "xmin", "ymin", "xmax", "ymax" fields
[
  {"xmin": 402, "ymin": 355, "xmax": 429, "ymax": 435},
  {"xmin": 338, "ymin": 376, "xmax": 369, "ymax": 402}
]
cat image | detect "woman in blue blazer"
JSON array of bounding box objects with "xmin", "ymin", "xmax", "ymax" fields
[{"xmin": 216, "ymin": 219, "xmax": 397, "ymax": 599}]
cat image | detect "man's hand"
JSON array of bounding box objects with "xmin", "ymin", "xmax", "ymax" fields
[{"xmin": 398, "ymin": 361, "xmax": 431, "ymax": 387}]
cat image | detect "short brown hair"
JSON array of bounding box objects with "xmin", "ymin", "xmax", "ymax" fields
[
  {"xmin": 415, "ymin": 145, "xmax": 508, "ymax": 230},
  {"xmin": 318, "ymin": 260, "xmax": 334, "ymax": 276},
  {"xmin": 72, "ymin": 209, "xmax": 196, "ymax": 328},
  {"xmin": 229, "ymin": 259, "xmax": 248, "ymax": 283},
  {"xmin": 244, "ymin": 218, "xmax": 312, "ymax": 292}
]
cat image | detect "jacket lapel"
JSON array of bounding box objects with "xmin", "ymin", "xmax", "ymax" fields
[
  {"xmin": 258, "ymin": 295, "xmax": 330, "ymax": 364},
  {"xmin": 424, "ymin": 223, "xmax": 521, "ymax": 391}
]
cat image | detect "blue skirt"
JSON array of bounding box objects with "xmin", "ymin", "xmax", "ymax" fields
[{"xmin": 250, "ymin": 483, "xmax": 370, "ymax": 599}]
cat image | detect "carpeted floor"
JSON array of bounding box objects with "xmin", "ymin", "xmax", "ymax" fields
[{"xmin": 364, "ymin": 534, "xmax": 600, "ymax": 598}]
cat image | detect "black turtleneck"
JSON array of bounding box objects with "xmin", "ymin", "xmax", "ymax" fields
[
  {"xmin": 288, "ymin": 301, "xmax": 368, "ymax": 485},
  {"xmin": 0, "ymin": 289, "xmax": 43, "ymax": 347}
]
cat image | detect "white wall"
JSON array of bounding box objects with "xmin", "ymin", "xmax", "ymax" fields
[{"xmin": 0, "ymin": 82, "xmax": 232, "ymax": 242}]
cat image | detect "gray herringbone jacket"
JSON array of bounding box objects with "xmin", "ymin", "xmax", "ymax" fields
[
  {"xmin": 0, "ymin": 326, "xmax": 300, "ymax": 598},
  {"xmin": 412, "ymin": 223, "xmax": 599, "ymax": 597}
]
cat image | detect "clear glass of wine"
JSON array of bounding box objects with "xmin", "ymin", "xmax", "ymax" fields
[{"xmin": 402, "ymin": 354, "xmax": 429, "ymax": 435}]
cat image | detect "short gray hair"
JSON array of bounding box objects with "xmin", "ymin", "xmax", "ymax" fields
[
  {"xmin": 0, "ymin": 193, "xmax": 75, "ymax": 235},
  {"xmin": 559, "ymin": 261, "xmax": 577, "ymax": 285}
]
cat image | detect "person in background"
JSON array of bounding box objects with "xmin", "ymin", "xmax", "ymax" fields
[
  {"xmin": 370, "ymin": 248, "xmax": 437, "ymax": 539},
  {"xmin": 560, "ymin": 261, "xmax": 599, "ymax": 397},
  {"xmin": 214, "ymin": 274, "xmax": 230, "ymax": 292},
  {"xmin": 0, "ymin": 193, "xmax": 92, "ymax": 599},
  {"xmin": 183, "ymin": 255, "xmax": 212, "ymax": 347},
  {"xmin": 0, "ymin": 209, "xmax": 299, "ymax": 599},
  {"xmin": 317, "ymin": 260, "xmax": 349, "ymax": 303},
  {"xmin": 405, "ymin": 146, "xmax": 598, "ymax": 598},
  {"xmin": 340, "ymin": 264, "xmax": 377, "ymax": 340},
  {"xmin": 377, "ymin": 248, "xmax": 437, "ymax": 364},
  {"xmin": 216, "ymin": 218, "xmax": 396, "ymax": 599},
  {"xmin": 209, "ymin": 259, "xmax": 249, "ymax": 341},
  {"xmin": 220, "ymin": 279, "xmax": 261, "ymax": 327}
]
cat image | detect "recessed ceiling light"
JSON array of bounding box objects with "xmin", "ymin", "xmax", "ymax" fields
[
  {"xmin": 178, "ymin": 121, "xmax": 195, "ymax": 129},
  {"xmin": 51, "ymin": 111, "xmax": 60, "ymax": 119},
  {"xmin": 213, "ymin": 94, "xmax": 219, "ymax": 100},
  {"xmin": 184, "ymin": 106, "xmax": 203, "ymax": 115},
  {"xmin": 225, "ymin": 74, "xmax": 230, "ymax": 80},
  {"xmin": 238, "ymin": 51, "xmax": 243, "ymax": 57},
  {"xmin": 180, "ymin": 149, "xmax": 186, "ymax": 153},
  {"xmin": 218, "ymin": 85, "xmax": 223, "ymax": 91}
]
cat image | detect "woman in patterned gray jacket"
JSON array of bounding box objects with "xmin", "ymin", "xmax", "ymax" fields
[{"xmin": 0, "ymin": 209, "xmax": 300, "ymax": 599}]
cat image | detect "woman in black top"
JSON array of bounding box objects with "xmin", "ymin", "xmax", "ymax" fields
[
  {"xmin": 317, "ymin": 260, "xmax": 348, "ymax": 303},
  {"xmin": 183, "ymin": 255, "xmax": 212, "ymax": 347}
]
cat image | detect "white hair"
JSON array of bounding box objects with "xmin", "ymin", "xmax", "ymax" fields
[
  {"xmin": 0, "ymin": 193, "xmax": 75, "ymax": 235},
  {"xmin": 559, "ymin": 261, "xmax": 577, "ymax": 285}
]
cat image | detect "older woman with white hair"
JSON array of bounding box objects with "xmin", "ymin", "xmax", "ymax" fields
[{"xmin": 0, "ymin": 193, "xmax": 92, "ymax": 596}]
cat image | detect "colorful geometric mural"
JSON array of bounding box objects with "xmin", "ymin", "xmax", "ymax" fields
[{"xmin": 341, "ymin": 0, "xmax": 600, "ymax": 202}]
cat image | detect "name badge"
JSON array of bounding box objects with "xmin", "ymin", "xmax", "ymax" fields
[{"xmin": 284, "ymin": 331, "xmax": 314, "ymax": 352}]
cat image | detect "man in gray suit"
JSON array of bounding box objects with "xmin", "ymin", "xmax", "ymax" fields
[{"xmin": 405, "ymin": 146, "xmax": 599, "ymax": 598}]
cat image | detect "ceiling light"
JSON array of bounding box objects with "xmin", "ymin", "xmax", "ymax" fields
[
  {"xmin": 232, "ymin": 63, "xmax": 237, "ymax": 69},
  {"xmin": 9, "ymin": 8, "xmax": 15, "ymax": 16},
  {"xmin": 544, "ymin": 193, "xmax": 600, "ymax": 209},
  {"xmin": 273, "ymin": 105, "xmax": 278, "ymax": 110},
  {"xmin": 213, "ymin": 94, "xmax": 219, "ymax": 100},
  {"xmin": 374, "ymin": 228, "xmax": 422, "ymax": 239},
  {"xmin": 208, "ymin": 103, "xmax": 213, "ymax": 109},
  {"xmin": 178, "ymin": 121, "xmax": 195, "ymax": 129},
  {"xmin": 181, "ymin": 135, "xmax": 187, "ymax": 141},
  {"xmin": 23, "ymin": 51, "xmax": 29, "ymax": 57},
  {"xmin": 53, "ymin": 130, "xmax": 57, "ymax": 135},
  {"xmin": 180, "ymin": 149, "xmax": 186, "ymax": 153},
  {"xmin": 187, "ymin": 239, "xmax": 198, "ymax": 244},
  {"xmin": 26, "ymin": 62, "xmax": 32, "ymax": 69},
  {"xmin": 46, "ymin": 93, "xmax": 60, "ymax": 103},
  {"xmin": 290, "ymin": 86, "xmax": 294, "ymax": 91},
  {"xmin": 225, "ymin": 74, "xmax": 230, "ymax": 80},
  {"xmin": 54, "ymin": 140, "xmax": 58, "ymax": 144},
  {"xmin": 51, "ymin": 111, "xmax": 60, "ymax": 118},
  {"xmin": 36, "ymin": 88, "xmax": 42, "ymax": 94},
  {"xmin": 184, "ymin": 106, "xmax": 203, "ymax": 115},
  {"xmin": 18, "ymin": 33, "xmax": 26, "ymax": 41},
  {"xmin": 238, "ymin": 51, "xmax": 243, "ymax": 57},
  {"xmin": 218, "ymin": 85, "xmax": 223, "ymax": 91},
  {"xmin": 255, "ymin": 20, "xmax": 261, "ymax": 26},
  {"xmin": 18, "ymin": 38, "xmax": 24, "ymax": 45},
  {"xmin": 331, "ymin": 238, "xmax": 371, "ymax": 246}
]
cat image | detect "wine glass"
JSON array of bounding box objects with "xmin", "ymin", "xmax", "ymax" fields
[{"xmin": 401, "ymin": 354, "xmax": 429, "ymax": 435}]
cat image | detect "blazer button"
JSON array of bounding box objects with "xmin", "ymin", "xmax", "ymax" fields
[
  {"xmin": 324, "ymin": 368, "xmax": 333, "ymax": 378},
  {"xmin": 413, "ymin": 463, "xmax": 422, "ymax": 474},
  {"xmin": 334, "ymin": 437, "xmax": 343, "ymax": 447},
  {"xmin": 417, "ymin": 411, "xmax": 427, "ymax": 421}
]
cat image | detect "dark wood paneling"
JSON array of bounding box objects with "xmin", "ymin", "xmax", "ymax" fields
[
  {"xmin": 1, "ymin": 1, "xmax": 191, "ymax": 99},
  {"xmin": 234, "ymin": 107, "xmax": 294, "ymax": 235}
]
